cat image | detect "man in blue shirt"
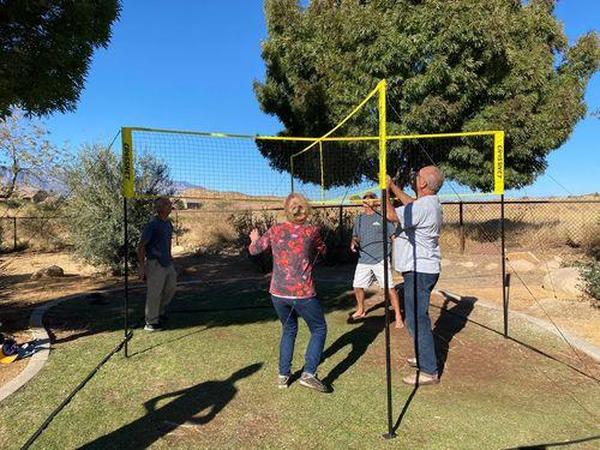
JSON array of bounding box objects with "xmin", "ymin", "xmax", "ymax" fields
[
  {"xmin": 137, "ymin": 197, "xmax": 176, "ymax": 331},
  {"xmin": 350, "ymin": 192, "xmax": 403, "ymax": 328}
]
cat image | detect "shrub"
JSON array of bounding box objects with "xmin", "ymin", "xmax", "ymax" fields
[
  {"xmin": 64, "ymin": 145, "xmax": 175, "ymax": 274},
  {"xmin": 579, "ymin": 261, "xmax": 600, "ymax": 308},
  {"xmin": 578, "ymin": 216, "xmax": 600, "ymax": 308},
  {"xmin": 227, "ymin": 210, "xmax": 277, "ymax": 272}
]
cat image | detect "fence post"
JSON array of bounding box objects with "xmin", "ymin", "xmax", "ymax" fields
[
  {"xmin": 175, "ymin": 210, "xmax": 180, "ymax": 246},
  {"xmin": 13, "ymin": 217, "xmax": 17, "ymax": 251},
  {"xmin": 338, "ymin": 204, "xmax": 344, "ymax": 243},
  {"xmin": 459, "ymin": 201, "xmax": 465, "ymax": 254}
]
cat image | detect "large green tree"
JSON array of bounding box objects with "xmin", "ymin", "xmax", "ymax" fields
[
  {"xmin": 0, "ymin": 0, "xmax": 121, "ymax": 118},
  {"xmin": 255, "ymin": 0, "xmax": 600, "ymax": 191}
]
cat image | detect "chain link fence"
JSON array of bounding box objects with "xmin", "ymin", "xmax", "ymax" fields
[{"xmin": 2, "ymin": 199, "xmax": 599, "ymax": 260}]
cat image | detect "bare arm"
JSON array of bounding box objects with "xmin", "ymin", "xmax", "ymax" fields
[
  {"xmin": 137, "ymin": 239, "xmax": 148, "ymax": 280},
  {"xmin": 388, "ymin": 177, "xmax": 415, "ymax": 206}
]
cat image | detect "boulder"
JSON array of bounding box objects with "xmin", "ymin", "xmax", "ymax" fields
[
  {"xmin": 31, "ymin": 265, "xmax": 65, "ymax": 280},
  {"xmin": 542, "ymin": 267, "xmax": 582, "ymax": 297}
]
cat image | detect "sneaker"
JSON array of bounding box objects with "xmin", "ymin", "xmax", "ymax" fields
[
  {"xmin": 277, "ymin": 375, "xmax": 290, "ymax": 389},
  {"xmin": 402, "ymin": 371, "xmax": 439, "ymax": 386},
  {"xmin": 299, "ymin": 372, "xmax": 328, "ymax": 393},
  {"xmin": 144, "ymin": 323, "xmax": 161, "ymax": 332},
  {"xmin": 407, "ymin": 357, "xmax": 417, "ymax": 368}
]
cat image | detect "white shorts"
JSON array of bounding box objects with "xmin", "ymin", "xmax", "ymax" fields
[{"xmin": 352, "ymin": 261, "xmax": 393, "ymax": 289}]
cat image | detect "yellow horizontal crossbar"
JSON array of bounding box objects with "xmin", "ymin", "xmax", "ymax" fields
[{"xmin": 124, "ymin": 126, "xmax": 501, "ymax": 144}]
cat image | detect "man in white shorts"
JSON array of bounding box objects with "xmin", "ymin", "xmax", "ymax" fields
[{"xmin": 350, "ymin": 192, "xmax": 403, "ymax": 328}]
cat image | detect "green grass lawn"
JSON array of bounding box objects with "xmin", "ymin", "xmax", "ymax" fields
[{"xmin": 1, "ymin": 278, "xmax": 599, "ymax": 449}]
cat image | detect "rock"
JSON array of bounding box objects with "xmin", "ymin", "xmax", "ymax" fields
[
  {"xmin": 507, "ymin": 259, "xmax": 536, "ymax": 272},
  {"xmin": 458, "ymin": 261, "xmax": 476, "ymax": 268},
  {"xmin": 31, "ymin": 265, "xmax": 65, "ymax": 280},
  {"xmin": 172, "ymin": 245, "xmax": 186, "ymax": 256},
  {"xmin": 542, "ymin": 267, "xmax": 582, "ymax": 297}
]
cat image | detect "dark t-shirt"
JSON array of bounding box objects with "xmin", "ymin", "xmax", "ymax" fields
[
  {"xmin": 142, "ymin": 217, "xmax": 173, "ymax": 267},
  {"xmin": 352, "ymin": 213, "xmax": 395, "ymax": 264}
]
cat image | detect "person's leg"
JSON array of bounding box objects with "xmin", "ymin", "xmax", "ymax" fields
[
  {"xmin": 145, "ymin": 260, "xmax": 167, "ymax": 326},
  {"xmin": 159, "ymin": 264, "xmax": 177, "ymax": 318},
  {"xmin": 352, "ymin": 264, "xmax": 372, "ymax": 318},
  {"xmin": 413, "ymin": 272, "xmax": 439, "ymax": 376},
  {"xmin": 352, "ymin": 288, "xmax": 366, "ymax": 318},
  {"xmin": 389, "ymin": 287, "xmax": 404, "ymax": 329},
  {"xmin": 373, "ymin": 261, "xmax": 403, "ymax": 328},
  {"xmin": 294, "ymin": 297, "xmax": 327, "ymax": 375},
  {"xmin": 402, "ymin": 271, "xmax": 416, "ymax": 339},
  {"xmin": 271, "ymin": 296, "xmax": 298, "ymax": 377}
]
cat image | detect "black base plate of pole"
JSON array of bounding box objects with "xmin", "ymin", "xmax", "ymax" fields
[{"xmin": 382, "ymin": 432, "xmax": 397, "ymax": 439}]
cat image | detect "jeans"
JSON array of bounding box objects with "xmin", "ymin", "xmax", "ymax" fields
[
  {"xmin": 403, "ymin": 271, "xmax": 439, "ymax": 376},
  {"xmin": 271, "ymin": 295, "xmax": 327, "ymax": 376}
]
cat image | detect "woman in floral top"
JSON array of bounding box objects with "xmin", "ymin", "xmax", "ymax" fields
[{"xmin": 249, "ymin": 193, "xmax": 328, "ymax": 392}]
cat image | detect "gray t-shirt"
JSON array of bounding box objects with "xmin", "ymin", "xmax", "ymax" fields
[
  {"xmin": 393, "ymin": 195, "xmax": 442, "ymax": 274},
  {"xmin": 352, "ymin": 213, "xmax": 395, "ymax": 264},
  {"xmin": 142, "ymin": 217, "xmax": 173, "ymax": 267}
]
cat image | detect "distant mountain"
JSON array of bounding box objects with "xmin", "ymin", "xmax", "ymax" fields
[{"xmin": 0, "ymin": 166, "xmax": 67, "ymax": 195}]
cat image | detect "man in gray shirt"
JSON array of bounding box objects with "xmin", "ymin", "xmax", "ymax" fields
[
  {"xmin": 385, "ymin": 166, "xmax": 444, "ymax": 386},
  {"xmin": 350, "ymin": 192, "xmax": 403, "ymax": 328},
  {"xmin": 137, "ymin": 197, "xmax": 177, "ymax": 331}
]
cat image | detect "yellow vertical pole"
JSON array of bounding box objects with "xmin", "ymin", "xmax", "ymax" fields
[
  {"xmin": 319, "ymin": 141, "xmax": 325, "ymax": 205},
  {"xmin": 494, "ymin": 131, "xmax": 505, "ymax": 195},
  {"xmin": 378, "ymin": 80, "xmax": 387, "ymax": 189},
  {"xmin": 121, "ymin": 128, "xmax": 134, "ymax": 198}
]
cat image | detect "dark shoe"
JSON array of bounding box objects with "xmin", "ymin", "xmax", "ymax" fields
[
  {"xmin": 144, "ymin": 323, "xmax": 161, "ymax": 332},
  {"xmin": 277, "ymin": 375, "xmax": 290, "ymax": 389},
  {"xmin": 299, "ymin": 372, "xmax": 328, "ymax": 393},
  {"xmin": 402, "ymin": 371, "xmax": 439, "ymax": 386}
]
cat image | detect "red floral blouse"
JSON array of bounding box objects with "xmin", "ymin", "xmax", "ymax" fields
[{"xmin": 249, "ymin": 222, "xmax": 326, "ymax": 299}]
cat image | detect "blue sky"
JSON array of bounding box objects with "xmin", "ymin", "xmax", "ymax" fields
[{"xmin": 44, "ymin": 0, "xmax": 599, "ymax": 198}]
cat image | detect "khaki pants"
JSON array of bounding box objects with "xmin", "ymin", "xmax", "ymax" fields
[{"xmin": 145, "ymin": 260, "xmax": 177, "ymax": 325}]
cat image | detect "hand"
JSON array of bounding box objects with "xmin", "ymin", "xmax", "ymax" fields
[
  {"xmin": 138, "ymin": 265, "xmax": 146, "ymax": 281},
  {"xmin": 249, "ymin": 228, "xmax": 260, "ymax": 242},
  {"xmin": 350, "ymin": 242, "xmax": 357, "ymax": 253},
  {"xmin": 386, "ymin": 175, "xmax": 396, "ymax": 189}
]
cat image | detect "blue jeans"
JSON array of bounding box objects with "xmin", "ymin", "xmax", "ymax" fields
[
  {"xmin": 271, "ymin": 295, "xmax": 327, "ymax": 376},
  {"xmin": 403, "ymin": 271, "xmax": 439, "ymax": 376}
]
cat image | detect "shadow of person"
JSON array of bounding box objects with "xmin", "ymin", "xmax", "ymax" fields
[
  {"xmin": 77, "ymin": 363, "xmax": 263, "ymax": 450},
  {"xmin": 321, "ymin": 314, "xmax": 385, "ymax": 387},
  {"xmin": 432, "ymin": 295, "xmax": 477, "ymax": 377}
]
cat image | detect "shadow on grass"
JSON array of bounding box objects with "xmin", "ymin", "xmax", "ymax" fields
[
  {"xmin": 504, "ymin": 433, "xmax": 600, "ymax": 449},
  {"xmin": 393, "ymin": 291, "xmax": 476, "ymax": 432},
  {"xmin": 321, "ymin": 301, "xmax": 385, "ymax": 386},
  {"xmin": 433, "ymin": 295, "xmax": 477, "ymax": 377},
  {"xmin": 430, "ymin": 293, "xmax": 600, "ymax": 383},
  {"xmin": 77, "ymin": 363, "xmax": 262, "ymax": 450}
]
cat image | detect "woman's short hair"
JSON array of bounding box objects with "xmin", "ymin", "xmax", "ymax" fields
[{"xmin": 284, "ymin": 193, "xmax": 311, "ymax": 224}]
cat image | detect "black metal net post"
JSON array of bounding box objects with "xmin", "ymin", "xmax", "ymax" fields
[
  {"xmin": 501, "ymin": 194, "xmax": 508, "ymax": 338},
  {"xmin": 123, "ymin": 197, "xmax": 130, "ymax": 357},
  {"xmin": 381, "ymin": 188, "xmax": 396, "ymax": 439}
]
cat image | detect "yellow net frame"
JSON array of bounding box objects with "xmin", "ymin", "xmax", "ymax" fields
[{"xmin": 121, "ymin": 79, "xmax": 504, "ymax": 200}]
